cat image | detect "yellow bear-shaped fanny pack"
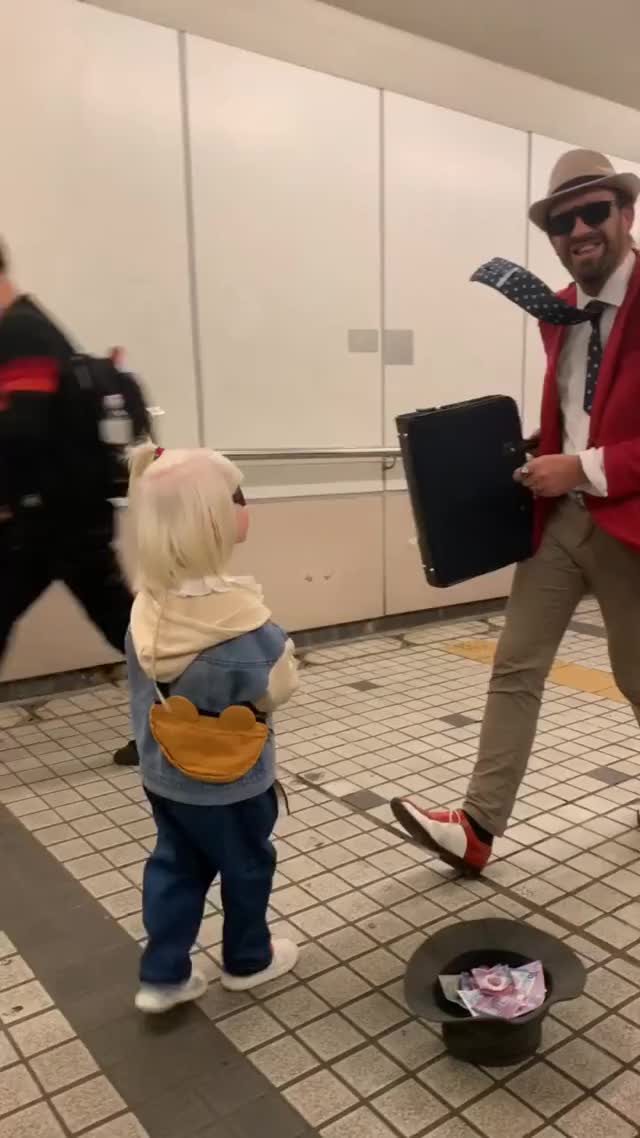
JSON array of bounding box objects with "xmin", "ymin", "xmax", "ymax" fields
[
  {"xmin": 147, "ymin": 603, "xmax": 268, "ymax": 784},
  {"xmin": 150, "ymin": 697, "xmax": 268, "ymax": 784}
]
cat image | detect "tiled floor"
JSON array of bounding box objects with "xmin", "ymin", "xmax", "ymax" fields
[{"xmin": 1, "ymin": 596, "xmax": 640, "ymax": 1137}]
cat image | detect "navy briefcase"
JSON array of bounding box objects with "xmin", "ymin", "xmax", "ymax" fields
[{"xmin": 397, "ymin": 395, "xmax": 533, "ymax": 588}]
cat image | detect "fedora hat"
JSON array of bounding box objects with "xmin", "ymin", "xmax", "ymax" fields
[{"xmin": 529, "ymin": 148, "xmax": 640, "ymax": 231}]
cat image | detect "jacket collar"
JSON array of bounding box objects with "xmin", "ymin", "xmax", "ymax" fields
[{"xmin": 547, "ymin": 250, "xmax": 640, "ymax": 436}]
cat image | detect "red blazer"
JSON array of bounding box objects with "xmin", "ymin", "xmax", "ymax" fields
[{"xmin": 536, "ymin": 250, "xmax": 640, "ymax": 551}]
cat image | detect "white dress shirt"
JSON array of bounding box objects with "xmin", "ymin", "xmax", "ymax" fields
[{"xmin": 557, "ymin": 250, "xmax": 635, "ymax": 496}]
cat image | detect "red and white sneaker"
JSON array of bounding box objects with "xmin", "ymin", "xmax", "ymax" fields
[{"xmin": 391, "ymin": 801, "xmax": 491, "ymax": 875}]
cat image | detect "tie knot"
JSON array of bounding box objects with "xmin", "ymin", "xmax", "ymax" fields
[{"xmin": 584, "ymin": 299, "xmax": 607, "ymax": 322}]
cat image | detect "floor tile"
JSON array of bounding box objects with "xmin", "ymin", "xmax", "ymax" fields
[
  {"xmin": 342, "ymin": 993, "xmax": 408, "ymax": 1038},
  {"xmin": 379, "ymin": 1021, "xmax": 444, "ymax": 1068},
  {"xmin": 52, "ymin": 1075, "xmax": 126, "ymax": 1132},
  {"xmin": 508, "ymin": 1061, "xmax": 581, "ymax": 1117},
  {"xmin": 463, "ymin": 1088, "xmax": 542, "ymax": 1137},
  {"xmin": 320, "ymin": 1105, "xmax": 399, "ymax": 1138},
  {"xmin": 83, "ymin": 1115, "xmax": 150, "ymax": 1138},
  {"xmin": 350, "ymin": 948, "xmax": 404, "ymax": 987},
  {"xmin": 548, "ymin": 1038, "xmax": 621, "ymax": 1088},
  {"xmin": 82, "ymin": 870, "xmax": 131, "ymax": 899},
  {"xmin": 284, "ymin": 1069, "xmax": 357, "ymax": 1127},
  {"xmin": 597, "ymin": 1069, "xmax": 640, "ymax": 1126},
  {"xmin": 217, "ymin": 1006, "xmax": 284, "ymax": 1052},
  {"xmin": 292, "ymin": 906, "xmax": 345, "ymax": 938},
  {"xmin": 297, "ymin": 1012, "xmax": 366, "ymax": 1061},
  {"xmin": 265, "ymin": 986, "xmax": 329, "ymax": 1029},
  {"xmin": 0, "ymin": 1034, "xmax": 17, "ymax": 1071},
  {"xmin": 557, "ymin": 1098, "xmax": 635, "ymax": 1138},
  {"xmin": 587, "ymin": 914, "xmax": 633, "ymax": 951},
  {"xmin": 0, "ymin": 1101, "xmax": 66, "ymax": 1138},
  {"xmin": 333, "ymin": 1045, "xmax": 403, "ymax": 1096},
  {"xmin": 308, "ymin": 966, "xmax": 369, "ymax": 1007},
  {"xmin": 249, "ymin": 1034, "xmax": 318, "ymax": 1086},
  {"xmin": 9, "ymin": 1011, "xmax": 75, "ymax": 1060},
  {"xmin": 0, "ymin": 981, "xmax": 53, "ymax": 1025},
  {"xmin": 418, "ymin": 1055, "xmax": 492, "ymax": 1107},
  {"xmin": 373, "ymin": 1078, "xmax": 447, "ymax": 1135},
  {"xmin": 426, "ymin": 1122, "xmax": 486, "ymax": 1138},
  {"xmin": 0, "ymin": 1062, "xmax": 40, "ymax": 1116},
  {"xmin": 0, "ymin": 940, "xmax": 15, "ymax": 964},
  {"xmin": 29, "ymin": 1039, "xmax": 98, "ymax": 1092},
  {"xmin": 0, "ymin": 956, "xmax": 34, "ymax": 993},
  {"xmin": 586, "ymin": 1015, "xmax": 640, "ymax": 1062}
]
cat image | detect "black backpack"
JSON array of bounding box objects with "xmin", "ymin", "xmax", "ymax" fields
[{"xmin": 57, "ymin": 353, "xmax": 153, "ymax": 501}]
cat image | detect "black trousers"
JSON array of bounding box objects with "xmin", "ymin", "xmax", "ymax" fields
[{"xmin": 0, "ymin": 506, "xmax": 132, "ymax": 664}]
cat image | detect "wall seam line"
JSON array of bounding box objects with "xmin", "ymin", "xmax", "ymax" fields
[{"xmin": 178, "ymin": 29, "xmax": 206, "ymax": 447}]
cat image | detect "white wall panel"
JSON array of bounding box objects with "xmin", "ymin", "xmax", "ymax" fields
[
  {"xmin": 2, "ymin": 0, "xmax": 198, "ymax": 448},
  {"xmin": 385, "ymin": 492, "xmax": 513, "ymax": 616},
  {"xmin": 383, "ymin": 93, "xmax": 528, "ymax": 445},
  {"xmin": 231, "ymin": 496, "xmax": 384, "ymax": 632},
  {"xmin": 524, "ymin": 134, "xmax": 640, "ymax": 432},
  {"xmin": 3, "ymin": 1, "xmax": 77, "ymax": 308},
  {"xmin": 2, "ymin": 0, "xmax": 198, "ymax": 681},
  {"xmin": 187, "ymin": 37, "xmax": 381, "ymax": 452}
]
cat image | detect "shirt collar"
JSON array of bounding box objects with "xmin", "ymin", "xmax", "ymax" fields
[
  {"xmin": 173, "ymin": 575, "xmax": 257, "ymax": 597},
  {"xmin": 173, "ymin": 576, "xmax": 232, "ymax": 597},
  {"xmin": 576, "ymin": 249, "xmax": 635, "ymax": 310}
]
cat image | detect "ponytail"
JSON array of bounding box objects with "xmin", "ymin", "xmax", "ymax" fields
[{"xmin": 128, "ymin": 440, "xmax": 158, "ymax": 491}]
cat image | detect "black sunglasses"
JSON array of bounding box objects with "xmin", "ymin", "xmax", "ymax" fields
[
  {"xmin": 232, "ymin": 487, "xmax": 246, "ymax": 506},
  {"xmin": 547, "ymin": 199, "xmax": 614, "ymax": 237}
]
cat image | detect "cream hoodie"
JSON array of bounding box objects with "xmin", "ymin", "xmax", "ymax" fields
[{"xmin": 130, "ymin": 576, "xmax": 298, "ymax": 710}]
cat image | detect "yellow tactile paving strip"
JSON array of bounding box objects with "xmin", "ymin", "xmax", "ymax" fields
[{"xmin": 443, "ymin": 639, "xmax": 625, "ymax": 702}]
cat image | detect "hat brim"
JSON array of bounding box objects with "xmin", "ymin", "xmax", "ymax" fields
[{"xmin": 529, "ymin": 171, "xmax": 640, "ymax": 231}]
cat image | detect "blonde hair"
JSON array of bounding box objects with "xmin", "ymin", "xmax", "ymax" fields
[{"xmin": 129, "ymin": 442, "xmax": 243, "ymax": 592}]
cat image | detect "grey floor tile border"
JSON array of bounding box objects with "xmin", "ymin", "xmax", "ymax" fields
[{"xmin": 0, "ymin": 805, "xmax": 318, "ymax": 1138}]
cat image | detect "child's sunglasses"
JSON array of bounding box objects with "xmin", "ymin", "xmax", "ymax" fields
[{"xmin": 547, "ymin": 199, "xmax": 614, "ymax": 237}]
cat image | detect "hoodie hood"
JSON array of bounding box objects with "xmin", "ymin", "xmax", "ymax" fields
[{"xmin": 130, "ymin": 577, "xmax": 271, "ymax": 683}]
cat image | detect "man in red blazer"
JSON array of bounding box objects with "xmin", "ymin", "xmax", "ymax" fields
[{"xmin": 392, "ymin": 149, "xmax": 640, "ymax": 874}]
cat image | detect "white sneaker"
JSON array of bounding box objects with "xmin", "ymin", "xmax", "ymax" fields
[
  {"xmin": 135, "ymin": 970, "xmax": 208, "ymax": 1014},
  {"xmin": 221, "ymin": 939, "xmax": 299, "ymax": 992}
]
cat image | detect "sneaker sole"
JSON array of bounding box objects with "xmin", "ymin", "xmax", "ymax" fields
[
  {"xmin": 221, "ymin": 942, "xmax": 299, "ymax": 992},
  {"xmin": 390, "ymin": 799, "xmax": 483, "ymax": 877},
  {"xmin": 135, "ymin": 975, "xmax": 208, "ymax": 1014}
]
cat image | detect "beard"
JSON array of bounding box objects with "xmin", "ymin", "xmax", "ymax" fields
[{"xmin": 561, "ymin": 229, "xmax": 626, "ymax": 293}]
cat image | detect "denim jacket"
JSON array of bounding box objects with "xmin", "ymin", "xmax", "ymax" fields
[{"xmin": 126, "ymin": 621, "xmax": 294, "ymax": 806}]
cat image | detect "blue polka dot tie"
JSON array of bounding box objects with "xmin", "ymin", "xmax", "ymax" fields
[
  {"xmin": 582, "ymin": 300, "xmax": 606, "ymax": 413},
  {"xmin": 471, "ymin": 258, "xmax": 607, "ymax": 414}
]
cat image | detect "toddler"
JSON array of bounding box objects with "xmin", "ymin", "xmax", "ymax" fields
[{"xmin": 126, "ymin": 443, "xmax": 299, "ymax": 1013}]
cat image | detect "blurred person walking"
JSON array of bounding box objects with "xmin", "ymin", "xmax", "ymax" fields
[{"xmin": 0, "ymin": 240, "xmax": 146, "ymax": 766}]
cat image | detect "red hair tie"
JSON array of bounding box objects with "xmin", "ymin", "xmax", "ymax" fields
[{"xmin": 153, "ymin": 447, "xmax": 164, "ymax": 461}]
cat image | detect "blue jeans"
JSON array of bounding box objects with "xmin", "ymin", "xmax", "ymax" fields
[{"xmin": 140, "ymin": 787, "xmax": 278, "ymax": 985}]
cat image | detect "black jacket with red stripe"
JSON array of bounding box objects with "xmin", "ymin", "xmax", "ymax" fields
[{"xmin": 0, "ymin": 296, "xmax": 76, "ymax": 515}]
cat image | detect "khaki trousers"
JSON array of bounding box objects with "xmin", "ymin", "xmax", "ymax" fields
[{"xmin": 464, "ymin": 498, "xmax": 640, "ymax": 836}]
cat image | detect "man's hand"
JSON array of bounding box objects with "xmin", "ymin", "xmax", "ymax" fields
[{"xmin": 514, "ymin": 454, "xmax": 584, "ymax": 498}]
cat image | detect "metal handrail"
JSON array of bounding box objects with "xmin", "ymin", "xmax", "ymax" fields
[
  {"xmin": 112, "ymin": 445, "xmax": 401, "ymax": 508},
  {"xmin": 225, "ymin": 446, "xmax": 401, "ymax": 462}
]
